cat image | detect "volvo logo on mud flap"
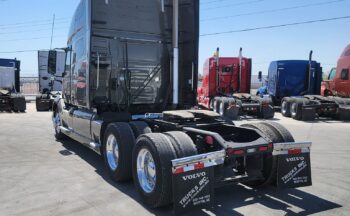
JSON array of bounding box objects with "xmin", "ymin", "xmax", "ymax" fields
[{"xmin": 182, "ymin": 172, "xmax": 206, "ymax": 181}]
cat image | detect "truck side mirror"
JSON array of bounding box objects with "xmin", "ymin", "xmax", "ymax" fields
[
  {"xmin": 48, "ymin": 50, "xmax": 57, "ymax": 75},
  {"xmin": 258, "ymin": 71, "xmax": 262, "ymax": 82}
]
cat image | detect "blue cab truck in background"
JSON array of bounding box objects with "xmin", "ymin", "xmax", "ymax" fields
[
  {"xmin": 50, "ymin": 0, "xmax": 312, "ymax": 214},
  {"xmin": 0, "ymin": 58, "xmax": 26, "ymax": 112},
  {"xmin": 259, "ymin": 51, "xmax": 350, "ymax": 121}
]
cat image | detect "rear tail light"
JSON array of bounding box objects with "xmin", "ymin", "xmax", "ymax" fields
[{"xmin": 268, "ymin": 143, "xmax": 273, "ymax": 149}]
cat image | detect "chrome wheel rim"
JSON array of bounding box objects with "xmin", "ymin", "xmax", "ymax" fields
[
  {"xmin": 53, "ymin": 112, "xmax": 61, "ymax": 134},
  {"xmin": 281, "ymin": 101, "xmax": 287, "ymax": 114},
  {"xmin": 106, "ymin": 134, "xmax": 119, "ymax": 171},
  {"xmin": 213, "ymin": 100, "xmax": 218, "ymax": 113},
  {"xmin": 137, "ymin": 148, "xmax": 156, "ymax": 193},
  {"xmin": 219, "ymin": 102, "xmax": 225, "ymax": 115},
  {"xmin": 291, "ymin": 103, "xmax": 297, "ymax": 116}
]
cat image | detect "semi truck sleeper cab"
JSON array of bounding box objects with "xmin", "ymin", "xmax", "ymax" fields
[{"xmin": 51, "ymin": 0, "xmax": 312, "ymax": 214}]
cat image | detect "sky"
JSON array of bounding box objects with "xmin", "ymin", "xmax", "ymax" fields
[{"xmin": 0, "ymin": 0, "xmax": 349, "ymax": 77}]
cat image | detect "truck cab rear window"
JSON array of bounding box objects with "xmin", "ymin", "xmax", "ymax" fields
[{"xmin": 222, "ymin": 66, "xmax": 233, "ymax": 73}]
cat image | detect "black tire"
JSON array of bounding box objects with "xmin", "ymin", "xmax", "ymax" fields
[
  {"xmin": 132, "ymin": 133, "xmax": 177, "ymax": 208},
  {"xmin": 260, "ymin": 122, "xmax": 294, "ymax": 142},
  {"xmin": 129, "ymin": 121, "xmax": 152, "ymax": 138},
  {"xmin": 213, "ymin": 97, "xmax": 221, "ymax": 114},
  {"xmin": 103, "ymin": 122, "xmax": 135, "ymax": 182},
  {"xmin": 291, "ymin": 101, "xmax": 303, "ymax": 120},
  {"xmin": 53, "ymin": 110, "xmax": 67, "ymax": 140},
  {"xmin": 241, "ymin": 123, "xmax": 283, "ymax": 143},
  {"xmin": 281, "ymin": 97, "xmax": 292, "ymax": 117},
  {"xmin": 241, "ymin": 123, "xmax": 284, "ymax": 187},
  {"xmin": 164, "ymin": 131, "xmax": 198, "ymax": 158}
]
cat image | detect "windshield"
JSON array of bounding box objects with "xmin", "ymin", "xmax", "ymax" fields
[{"xmin": 328, "ymin": 68, "xmax": 336, "ymax": 80}]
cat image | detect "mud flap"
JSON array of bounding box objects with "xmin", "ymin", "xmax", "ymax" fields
[
  {"xmin": 301, "ymin": 107, "xmax": 316, "ymax": 121},
  {"xmin": 261, "ymin": 104, "xmax": 275, "ymax": 119},
  {"xmin": 338, "ymin": 105, "xmax": 350, "ymax": 120},
  {"xmin": 172, "ymin": 167, "xmax": 215, "ymax": 215},
  {"xmin": 36, "ymin": 98, "xmax": 52, "ymax": 111},
  {"xmin": 224, "ymin": 105, "xmax": 240, "ymax": 120},
  {"xmin": 171, "ymin": 150, "xmax": 225, "ymax": 215},
  {"xmin": 274, "ymin": 142, "xmax": 312, "ymax": 188}
]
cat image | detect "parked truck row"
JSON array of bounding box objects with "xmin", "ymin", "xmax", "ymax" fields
[
  {"xmin": 0, "ymin": 58, "xmax": 26, "ymax": 112},
  {"xmin": 50, "ymin": 0, "xmax": 312, "ymax": 214},
  {"xmin": 196, "ymin": 45, "xmax": 350, "ymax": 122}
]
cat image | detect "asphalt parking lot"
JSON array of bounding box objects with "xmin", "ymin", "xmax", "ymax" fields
[{"xmin": 1, "ymin": 103, "xmax": 350, "ymax": 216}]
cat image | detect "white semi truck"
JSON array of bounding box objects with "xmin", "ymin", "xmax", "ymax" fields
[{"xmin": 36, "ymin": 50, "xmax": 65, "ymax": 111}]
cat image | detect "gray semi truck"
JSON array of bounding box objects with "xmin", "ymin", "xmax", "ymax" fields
[
  {"xmin": 0, "ymin": 58, "xmax": 26, "ymax": 112},
  {"xmin": 51, "ymin": 0, "xmax": 312, "ymax": 214}
]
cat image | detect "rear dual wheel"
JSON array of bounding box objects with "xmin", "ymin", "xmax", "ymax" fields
[
  {"xmin": 291, "ymin": 101, "xmax": 303, "ymax": 120},
  {"xmin": 213, "ymin": 97, "xmax": 221, "ymax": 113},
  {"xmin": 241, "ymin": 122, "xmax": 294, "ymax": 187},
  {"xmin": 132, "ymin": 132, "xmax": 197, "ymax": 208},
  {"xmin": 281, "ymin": 98, "xmax": 292, "ymax": 117}
]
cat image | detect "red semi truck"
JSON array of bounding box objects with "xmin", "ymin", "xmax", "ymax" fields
[
  {"xmin": 321, "ymin": 44, "xmax": 350, "ymax": 98},
  {"xmin": 197, "ymin": 48, "xmax": 274, "ymax": 119}
]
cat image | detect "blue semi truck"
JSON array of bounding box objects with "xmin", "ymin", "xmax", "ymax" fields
[
  {"xmin": 258, "ymin": 51, "xmax": 350, "ymax": 121},
  {"xmin": 0, "ymin": 58, "xmax": 26, "ymax": 112}
]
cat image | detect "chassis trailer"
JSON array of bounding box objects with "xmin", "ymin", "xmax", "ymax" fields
[
  {"xmin": 197, "ymin": 48, "xmax": 274, "ymax": 120},
  {"xmin": 36, "ymin": 50, "xmax": 65, "ymax": 111},
  {"xmin": 52, "ymin": 0, "xmax": 312, "ymax": 214},
  {"xmin": 0, "ymin": 59, "xmax": 26, "ymax": 112}
]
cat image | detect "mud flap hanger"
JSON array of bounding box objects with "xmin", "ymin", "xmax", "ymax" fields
[{"xmin": 273, "ymin": 141, "xmax": 312, "ymax": 155}]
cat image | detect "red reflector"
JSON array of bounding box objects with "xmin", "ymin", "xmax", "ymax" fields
[
  {"xmin": 227, "ymin": 148, "xmax": 245, "ymax": 155},
  {"xmin": 288, "ymin": 149, "xmax": 302, "ymax": 155},
  {"xmin": 194, "ymin": 163, "xmax": 205, "ymax": 170},
  {"xmin": 205, "ymin": 136, "xmax": 214, "ymax": 145},
  {"xmin": 233, "ymin": 150, "xmax": 245, "ymax": 155},
  {"xmin": 175, "ymin": 167, "xmax": 184, "ymax": 174},
  {"xmin": 259, "ymin": 146, "xmax": 268, "ymax": 151}
]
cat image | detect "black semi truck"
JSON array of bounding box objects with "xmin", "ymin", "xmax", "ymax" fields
[
  {"xmin": 51, "ymin": 0, "xmax": 312, "ymax": 214},
  {"xmin": 0, "ymin": 58, "xmax": 26, "ymax": 112}
]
